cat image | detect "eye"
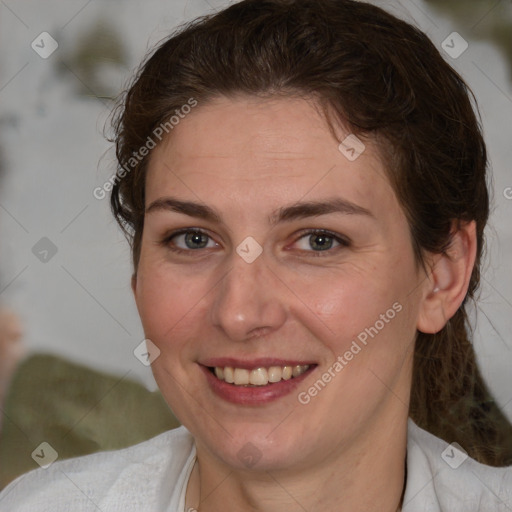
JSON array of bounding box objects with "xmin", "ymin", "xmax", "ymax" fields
[
  {"xmin": 292, "ymin": 229, "xmax": 349, "ymax": 254},
  {"xmin": 161, "ymin": 228, "xmax": 349, "ymax": 256},
  {"xmin": 162, "ymin": 229, "xmax": 218, "ymax": 253}
]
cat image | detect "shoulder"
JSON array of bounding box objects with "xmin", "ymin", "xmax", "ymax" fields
[
  {"xmin": 403, "ymin": 418, "xmax": 512, "ymax": 512},
  {"xmin": 0, "ymin": 426, "xmax": 195, "ymax": 512}
]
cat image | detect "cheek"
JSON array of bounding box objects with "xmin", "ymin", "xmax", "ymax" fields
[
  {"xmin": 292, "ymin": 264, "xmax": 395, "ymax": 330},
  {"xmin": 296, "ymin": 261, "xmax": 417, "ymax": 359},
  {"xmin": 134, "ymin": 263, "xmax": 207, "ymax": 347}
]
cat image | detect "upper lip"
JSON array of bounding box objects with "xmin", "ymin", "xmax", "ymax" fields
[{"xmin": 200, "ymin": 358, "xmax": 316, "ymax": 370}]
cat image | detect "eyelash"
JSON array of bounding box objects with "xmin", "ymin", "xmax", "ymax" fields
[{"xmin": 160, "ymin": 228, "xmax": 350, "ymax": 257}]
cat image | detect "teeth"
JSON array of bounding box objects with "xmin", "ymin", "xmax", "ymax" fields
[
  {"xmin": 224, "ymin": 367, "xmax": 234, "ymax": 383},
  {"xmin": 267, "ymin": 366, "xmax": 282, "ymax": 383},
  {"xmin": 213, "ymin": 364, "xmax": 310, "ymax": 386},
  {"xmin": 292, "ymin": 365, "xmax": 304, "ymax": 377},
  {"xmin": 234, "ymin": 368, "xmax": 249, "ymax": 385},
  {"xmin": 283, "ymin": 366, "xmax": 293, "ymax": 380},
  {"xmin": 249, "ymin": 367, "xmax": 268, "ymax": 386}
]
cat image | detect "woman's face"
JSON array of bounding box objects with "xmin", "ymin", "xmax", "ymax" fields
[{"xmin": 134, "ymin": 95, "xmax": 427, "ymax": 472}]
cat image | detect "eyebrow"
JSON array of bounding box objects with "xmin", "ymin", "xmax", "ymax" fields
[{"xmin": 145, "ymin": 196, "xmax": 374, "ymax": 225}]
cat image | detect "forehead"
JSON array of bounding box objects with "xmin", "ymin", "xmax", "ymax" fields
[{"xmin": 145, "ymin": 95, "xmax": 397, "ymax": 216}]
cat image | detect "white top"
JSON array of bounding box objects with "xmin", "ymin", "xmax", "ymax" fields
[{"xmin": 1, "ymin": 419, "xmax": 511, "ymax": 511}]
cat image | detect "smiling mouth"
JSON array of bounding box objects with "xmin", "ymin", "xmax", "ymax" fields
[{"xmin": 209, "ymin": 365, "xmax": 311, "ymax": 386}]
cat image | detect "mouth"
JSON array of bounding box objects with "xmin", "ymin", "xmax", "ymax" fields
[
  {"xmin": 210, "ymin": 364, "xmax": 310, "ymax": 386},
  {"xmin": 200, "ymin": 360, "xmax": 316, "ymax": 405}
]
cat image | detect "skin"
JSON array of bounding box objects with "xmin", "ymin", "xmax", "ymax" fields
[{"xmin": 132, "ymin": 95, "xmax": 476, "ymax": 512}]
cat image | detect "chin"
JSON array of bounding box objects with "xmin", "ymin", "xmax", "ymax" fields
[{"xmin": 203, "ymin": 422, "xmax": 310, "ymax": 472}]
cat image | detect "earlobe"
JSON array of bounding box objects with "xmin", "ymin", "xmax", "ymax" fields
[{"xmin": 417, "ymin": 221, "xmax": 477, "ymax": 334}]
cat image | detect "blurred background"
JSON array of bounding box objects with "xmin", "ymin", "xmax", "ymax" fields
[{"xmin": 0, "ymin": 0, "xmax": 511, "ymax": 486}]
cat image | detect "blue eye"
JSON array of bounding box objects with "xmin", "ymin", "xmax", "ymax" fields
[
  {"xmin": 161, "ymin": 228, "xmax": 349, "ymax": 256},
  {"xmin": 293, "ymin": 229, "xmax": 349, "ymax": 254},
  {"xmin": 164, "ymin": 229, "xmax": 217, "ymax": 252}
]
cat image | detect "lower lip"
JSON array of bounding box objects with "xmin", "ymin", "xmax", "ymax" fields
[{"xmin": 201, "ymin": 365, "xmax": 315, "ymax": 405}]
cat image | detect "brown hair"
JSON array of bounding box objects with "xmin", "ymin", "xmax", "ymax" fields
[{"xmin": 110, "ymin": 0, "xmax": 512, "ymax": 465}]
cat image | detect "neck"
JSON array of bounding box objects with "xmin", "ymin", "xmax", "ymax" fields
[{"xmin": 186, "ymin": 412, "xmax": 408, "ymax": 512}]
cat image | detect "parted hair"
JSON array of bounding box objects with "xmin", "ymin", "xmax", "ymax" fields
[{"xmin": 110, "ymin": 0, "xmax": 512, "ymax": 465}]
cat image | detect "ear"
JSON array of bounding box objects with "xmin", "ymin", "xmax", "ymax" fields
[{"xmin": 417, "ymin": 220, "xmax": 477, "ymax": 334}]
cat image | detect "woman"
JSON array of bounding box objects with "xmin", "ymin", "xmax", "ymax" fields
[{"xmin": 1, "ymin": 0, "xmax": 511, "ymax": 510}]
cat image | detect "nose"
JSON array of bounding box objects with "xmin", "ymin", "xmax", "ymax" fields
[{"xmin": 210, "ymin": 251, "xmax": 287, "ymax": 342}]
